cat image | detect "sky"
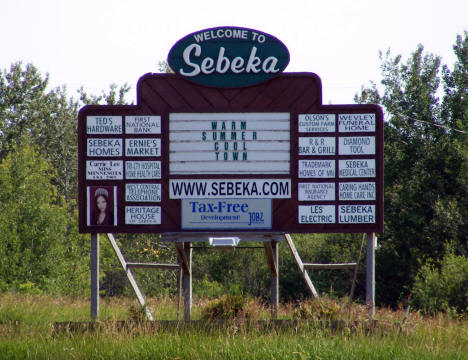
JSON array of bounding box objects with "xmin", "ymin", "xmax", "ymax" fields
[{"xmin": 1, "ymin": 0, "xmax": 467, "ymax": 105}]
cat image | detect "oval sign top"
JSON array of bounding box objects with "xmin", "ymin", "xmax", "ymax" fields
[{"xmin": 168, "ymin": 26, "xmax": 290, "ymax": 88}]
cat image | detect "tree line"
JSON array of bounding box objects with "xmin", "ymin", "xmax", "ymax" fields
[{"xmin": 0, "ymin": 32, "xmax": 466, "ymax": 315}]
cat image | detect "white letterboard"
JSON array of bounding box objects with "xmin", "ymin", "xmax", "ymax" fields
[{"xmin": 169, "ymin": 113, "xmax": 290, "ymax": 174}]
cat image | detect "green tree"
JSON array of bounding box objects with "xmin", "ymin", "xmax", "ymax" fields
[
  {"xmin": 78, "ymin": 83, "xmax": 132, "ymax": 105},
  {"xmin": 0, "ymin": 62, "xmax": 79, "ymax": 205},
  {"xmin": 440, "ymin": 32, "xmax": 468, "ymax": 256},
  {"xmin": 0, "ymin": 63, "xmax": 131, "ymax": 207},
  {"xmin": 355, "ymin": 33, "xmax": 468, "ymax": 306},
  {"xmin": 0, "ymin": 63, "xmax": 49, "ymax": 155},
  {"xmin": 0, "ymin": 140, "xmax": 68, "ymax": 291},
  {"xmin": 0, "ymin": 62, "xmax": 134, "ymax": 295}
]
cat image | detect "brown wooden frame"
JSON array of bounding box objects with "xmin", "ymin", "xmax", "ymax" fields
[{"xmin": 78, "ymin": 73, "xmax": 383, "ymax": 234}]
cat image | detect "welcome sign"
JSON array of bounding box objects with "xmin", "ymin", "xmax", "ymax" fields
[
  {"xmin": 78, "ymin": 27, "xmax": 383, "ymax": 234},
  {"xmin": 168, "ymin": 27, "xmax": 290, "ymax": 87}
]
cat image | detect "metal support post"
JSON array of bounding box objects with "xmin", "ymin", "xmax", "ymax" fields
[
  {"xmin": 366, "ymin": 232, "xmax": 376, "ymax": 317},
  {"xmin": 177, "ymin": 255, "xmax": 183, "ymax": 320},
  {"xmin": 90, "ymin": 233, "xmax": 100, "ymax": 320},
  {"xmin": 176, "ymin": 242, "xmax": 192, "ymax": 321},
  {"xmin": 264, "ymin": 240, "xmax": 279, "ymax": 317},
  {"xmin": 183, "ymin": 242, "xmax": 192, "ymax": 321}
]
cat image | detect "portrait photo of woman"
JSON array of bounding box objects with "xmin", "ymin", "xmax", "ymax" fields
[{"xmin": 88, "ymin": 187, "xmax": 116, "ymax": 226}]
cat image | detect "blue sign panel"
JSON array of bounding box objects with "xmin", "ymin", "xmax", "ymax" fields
[{"xmin": 181, "ymin": 199, "xmax": 272, "ymax": 229}]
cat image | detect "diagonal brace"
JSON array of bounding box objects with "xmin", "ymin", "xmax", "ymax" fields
[
  {"xmin": 106, "ymin": 233, "xmax": 154, "ymax": 321},
  {"xmin": 285, "ymin": 233, "xmax": 319, "ymax": 298}
]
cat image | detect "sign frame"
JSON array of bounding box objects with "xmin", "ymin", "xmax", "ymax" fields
[{"xmin": 78, "ymin": 72, "xmax": 383, "ymax": 234}]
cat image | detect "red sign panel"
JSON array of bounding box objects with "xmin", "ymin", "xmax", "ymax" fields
[{"xmin": 78, "ymin": 73, "xmax": 383, "ymax": 234}]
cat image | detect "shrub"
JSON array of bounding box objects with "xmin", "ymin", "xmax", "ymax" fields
[
  {"xmin": 128, "ymin": 303, "xmax": 149, "ymax": 323},
  {"xmin": 194, "ymin": 276, "xmax": 225, "ymax": 300},
  {"xmin": 293, "ymin": 297, "xmax": 344, "ymax": 321},
  {"xmin": 411, "ymin": 252, "xmax": 468, "ymax": 316},
  {"xmin": 200, "ymin": 294, "xmax": 249, "ymax": 320}
]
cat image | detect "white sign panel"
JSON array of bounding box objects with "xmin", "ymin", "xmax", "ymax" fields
[
  {"xmin": 298, "ymin": 205, "xmax": 335, "ymax": 224},
  {"xmin": 170, "ymin": 151, "xmax": 289, "ymax": 162},
  {"xmin": 86, "ymin": 160, "xmax": 123, "ymax": 180},
  {"xmin": 298, "ymin": 137, "xmax": 335, "ymax": 155},
  {"xmin": 169, "ymin": 179, "xmax": 291, "ymax": 199},
  {"xmin": 181, "ymin": 199, "xmax": 272, "ymax": 229},
  {"xmin": 125, "ymin": 116, "xmax": 161, "ymax": 134},
  {"xmin": 298, "ymin": 160, "xmax": 335, "ymax": 178},
  {"xmin": 339, "ymin": 136, "xmax": 375, "ymax": 155},
  {"xmin": 298, "ymin": 183, "xmax": 335, "ymax": 201},
  {"xmin": 339, "ymin": 205, "xmax": 376, "ymax": 224},
  {"xmin": 338, "ymin": 114, "xmax": 376, "ymax": 132},
  {"xmin": 339, "ymin": 182, "xmax": 376, "ymax": 200},
  {"xmin": 125, "ymin": 206, "xmax": 161, "ymax": 224},
  {"xmin": 170, "ymin": 162, "xmax": 288, "ymax": 174},
  {"xmin": 125, "ymin": 184, "xmax": 161, "ymax": 202},
  {"xmin": 86, "ymin": 116, "xmax": 122, "ymax": 134},
  {"xmin": 339, "ymin": 159, "xmax": 376, "ymax": 178},
  {"xmin": 298, "ymin": 114, "xmax": 336, "ymax": 133},
  {"xmin": 125, "ymin": 138, "xmax": 161, "ymax": 157},
  {"xmin": 87, "ymin": 139, "xmax": 122, "ymax": 157},
  {"xmin": 169, "ymin": 113, "xmax": 290, "ymax": 175},
  {"xmin": 125, "ymin": 161, "xmax": 161, "ymax": 179}
]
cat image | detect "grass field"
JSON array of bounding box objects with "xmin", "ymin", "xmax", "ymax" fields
[{"xmin": 0, "ymin": 293, "xmax": 467, "ymax": 359}]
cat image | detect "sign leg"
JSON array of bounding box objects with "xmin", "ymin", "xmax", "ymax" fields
[
  {"xmin": 271, "ymin": 241, "xmax": 279, "ymax": 318},
  {"xmin": 264, "ymin": 240, "xmax": 279, "ymax": 317},
  {"xmin": 90, "ymin": 233, "xmax": 100, "ymax": 320},
  {"xmin": 366, "ymin": 232, "xmax": 376, "ymax": 317},
  {"xmin": 183, "ymin": 242, "xmax": 192, "ymax": 321},
  {"xmin": 177, "ymin": 257, "xmax": 183, "ymax": 320}
]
